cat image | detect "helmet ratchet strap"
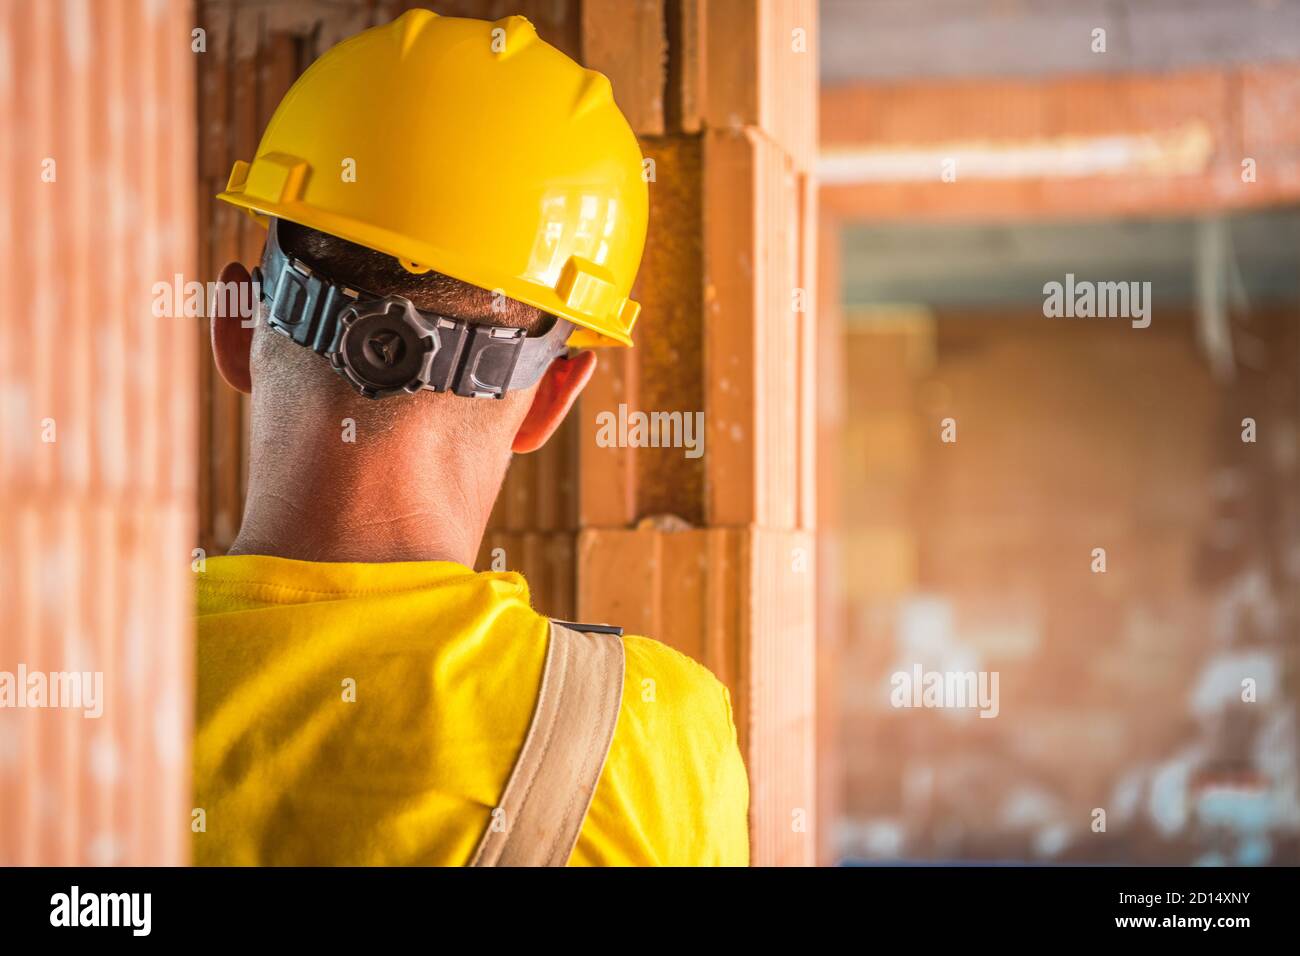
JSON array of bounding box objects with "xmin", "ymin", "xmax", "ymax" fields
[{"xmin": 252, "ymin": 218, "xmax": 572, "ymax": 400}]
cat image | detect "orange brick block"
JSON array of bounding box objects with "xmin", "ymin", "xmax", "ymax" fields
[
  {"xmin": 0, "ymin": 0, "xmax": 197, "ymax": 865},
  {"xmin": 579, "ymin": 135, "xmax": 703, "ymax": 528},
  {"xmin": 697, "ymin": 0, "xmax": 818, "ymax": 171},
  {"xmin": 582, "ymin": 0, "xmax": 667, "ymax": 135},
  {"xmin": 704, "ymin": 128, "xmax": 813, "ymax": 530}
]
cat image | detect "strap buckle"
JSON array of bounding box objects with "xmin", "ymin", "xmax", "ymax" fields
[
  {"xmin": 441, "ymin": 322, "xmax": 527, "ymax": 399},
  {"xmin": 258, "ymin": 223, "xmax": 359, "ymax": 354}
]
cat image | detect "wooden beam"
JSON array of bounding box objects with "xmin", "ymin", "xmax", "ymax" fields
[{"xmin": 820, "ymin": 64, "xmax": 1300, "ymax": 222}]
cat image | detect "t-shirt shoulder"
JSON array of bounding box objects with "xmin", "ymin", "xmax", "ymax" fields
[
  {"xmin": 610, "ymin": 633, "xmax": 749, "ymax": 865},
  {"xmin": 620, "ymin": 633, "xmax": 736, "ymax": 734}
]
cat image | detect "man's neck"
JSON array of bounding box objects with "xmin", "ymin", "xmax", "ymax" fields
[
  {"xmin": 228, "ymin": 495, "xmax": 484, "ymax": 565},
  {"xmin": 228, "ymin": 424, "xmax": 508, "ymax": 566}
]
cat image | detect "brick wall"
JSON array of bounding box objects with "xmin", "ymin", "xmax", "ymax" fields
[
  {"xmin": 0, "ymin": 0, "xmax": 197, "ymax": 865},
  {"xmin": 837, "ymin": 307, "xmax": 1300, "ymax": 864},
  {"xmin": 574, "ymin": 0, "xmax": 821, "ymax": 866}
]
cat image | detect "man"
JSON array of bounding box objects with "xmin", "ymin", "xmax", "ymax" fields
[{"xmin": 195, "ymin": 10, "xmax": 749, "ymax": 865}]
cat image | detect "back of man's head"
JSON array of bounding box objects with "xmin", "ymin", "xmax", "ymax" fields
[
  {"xmin": 212, "ymin": 218, "xmax": 596, "ymax": 562},
  {"xmin": 208, "ymin": 10, "xmax": 627, "ymax": 562},
  {"xmin": 247, "ymin": 220, "xmax": 548, "ymax": 453}
]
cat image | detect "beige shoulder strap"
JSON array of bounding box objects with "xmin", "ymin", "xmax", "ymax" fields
[{"xmin": 469, "ymin": 620, "xmax": 625, "ymax": 867}]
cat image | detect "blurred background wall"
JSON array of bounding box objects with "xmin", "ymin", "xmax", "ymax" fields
[
  {"xmin": 820, "ymin": 0, "xmax": 1300, "ymax": 865},
  {"xmin": 0, "ymin": 0, "xmax": 197, "ymax": 865}
]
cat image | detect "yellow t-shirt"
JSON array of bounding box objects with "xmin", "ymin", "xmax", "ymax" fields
[{"xmin": 194, "ymin": 555, "xmax": 749, "ymax": 866}]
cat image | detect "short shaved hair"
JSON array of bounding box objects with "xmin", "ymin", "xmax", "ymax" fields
[{"xmin": 275, "ymin": 219, "xmax": 545, "ymax": 331}]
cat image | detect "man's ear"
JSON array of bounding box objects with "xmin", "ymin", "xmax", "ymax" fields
[
  {"xmin": 511, "ymin": 350, "xmax": 597, "ymax": 454},
  {"xmin": 211, "ymin": 262, "xmax": 255, "ymax": 394}
]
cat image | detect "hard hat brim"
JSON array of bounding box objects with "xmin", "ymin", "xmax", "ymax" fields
[{"xmin": 215, "ymin": 191, "xmax": 637, "ymax": 350}]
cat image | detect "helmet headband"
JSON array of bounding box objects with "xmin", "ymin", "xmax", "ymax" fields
[{"xmin": 253, "ymin": 218, "xmax": 572, "ymax": 400}]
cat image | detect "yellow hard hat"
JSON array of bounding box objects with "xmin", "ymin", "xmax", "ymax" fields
[{"xmin": 217, "ymin": 9, "xmax": 647, "ymax": 348}]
